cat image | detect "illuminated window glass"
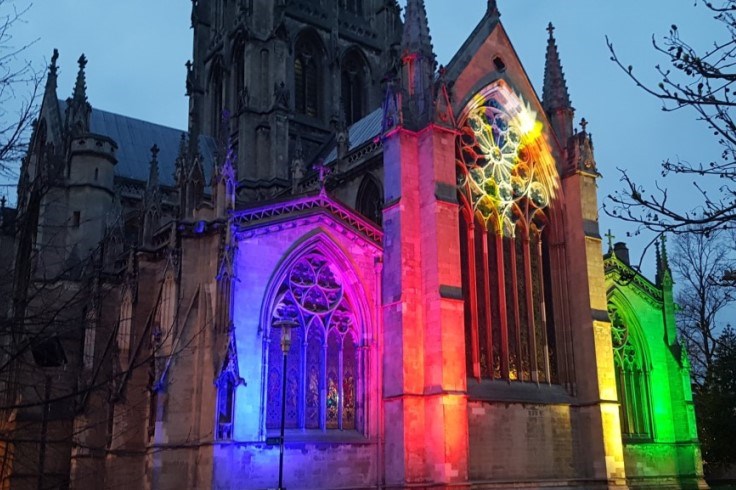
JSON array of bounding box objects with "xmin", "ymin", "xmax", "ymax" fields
[
  {"xmin": 609, "ymin": 305, "xmax": 653, "ymax": 440},
  {"xmin": 266, "ymin": 251, "xmax": 360, "ymax": 431},
  {"xmin": 457, "ymin": 83, "xmax": 558, "ymax": 383}
]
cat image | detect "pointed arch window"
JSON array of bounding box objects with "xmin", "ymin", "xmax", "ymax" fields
[
  {"xmin": 233, "ymin": 37, "xmax": 246, "ymax": 111},
  {"xmin": 210, "ymin": 60, "xmax": 225, "ymax": 137},
  {"xmin": 356, "ymin": 174, "xmax": 383, "ymax": 226},
  {"xmin": 457, "ymin": 84, "xmax": 559, "ymax": 383},
  {"xmin": 294, "ymin": 34, "xmax": 323, "ymax": 118},
  {"xmin": 215, "ymin": 337, "xmax": 244, "ymax": 441},
  {"xmin": 216, "ymin": 369, "xmax": 237, "ymax": 440},
  {"xmin": 609, "ymin": 305, "xmax": 653, "ymax": 440},
  {"xmin": 341, "ymin": 50, "xmax": 367, "ymax": 125},
  {"xmin": 266, "ymin": 251, "xmax": 361, "ymax": 431},
  {"xmin": 118, "ymin": 292, "xmax": 133, "ymax": 360}
]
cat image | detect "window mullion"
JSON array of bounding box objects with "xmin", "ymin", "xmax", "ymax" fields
[
  {"xmin": 299, "ymin": 333, "xmax": 306, "ymax": 429},
  {"xmin": 466, "ymin": 223, "xmax": 480, "ymax": 379},
  {"xmin": 523, "ymin": 233, "xmax": 538, "ymax": 383},
  {"xmin": 338, "ymin": 342, "xmax": 344, "ymax": 430},
  {"xmin": 495, "ymin": 233, "xmax": 510, "ymax": 379}
]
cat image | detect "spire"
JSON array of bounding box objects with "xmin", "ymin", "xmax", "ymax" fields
[
  {"xmin": 142, "ymin": 144, "xmax": 161, "ymax": 247},
  {"xmin": 400, "ymin": 0, "xmax": 436, "ymax": 130},
  {"xmin": 46, "ymin": 49, "xmax": 59, "ymax": 92},
  {"xmin": 487, "ymin": 0, "xmax": 500, "ymax": 16},
  {"xmin": 656, "ymin": 235, "xmax": 672, "ymax": 287},
  {"xmin": 402, "ymin": 0, "xmax": 433, "ymax": 59},
  {"xmin": 661, "ymin": 234, "xmax": 670, "ymax": 272},
  {"xmin": 65, "ymin": 54, "xmax": 92, "ymax": 136},
  {"xmin": 542, "ymin": 23, "xmax": 571, "ymax": 111},
  {"xmin": 147, "ymin": 144, "xmax": 160, "ymax": 192},
  {"xmin": 40, "ymin": 49, "xmax": 61, "ymax": 133},
  {"xmin": 72, "ymin": 54, "xmax": 88, "ymax": 102}
]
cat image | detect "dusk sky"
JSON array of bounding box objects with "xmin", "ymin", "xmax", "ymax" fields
[{"xmin": 8, "ymin": 0, "xmax": 723, "ymax": 276}]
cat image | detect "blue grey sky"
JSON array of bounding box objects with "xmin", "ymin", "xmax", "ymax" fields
[{"xmin": 9, "ymin": 0, "xmax": 721, "ymax": 276}]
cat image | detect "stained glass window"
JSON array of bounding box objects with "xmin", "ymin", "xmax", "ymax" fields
[
  {"xmin": 609, "ymin": 305, "xmax": 653, "ymax": 440},
  {"xmin": 266, "ymin": 251, "xmax": 361, "ymax": 432},
  {"xmin": 457, "ymin": 83, "xmax": 558, "ymax": 383}
]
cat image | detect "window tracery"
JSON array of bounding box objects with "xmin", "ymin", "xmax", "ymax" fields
[
  {"xmin": 609, "ymin": 305, "xmax": 653, "ymax": 440},
  {"xmin": 266, "ymin": 251, "xmax": 360, "ymax": 432},
  {"xmin": 457, "ymin": 83, "xmax": 558, "ymax": 383}
]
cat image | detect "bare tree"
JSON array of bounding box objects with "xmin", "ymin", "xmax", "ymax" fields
[
  {"xmin": 670, "ymin": 230, "xmax": 735, "ymax": 389},
  {"xmin": 0, "ymin": 0, "xmax": 40, "ymax": 178},
  {"xmin": 605, "ymin": 0, "xmax": 736, "ymax": 235}
]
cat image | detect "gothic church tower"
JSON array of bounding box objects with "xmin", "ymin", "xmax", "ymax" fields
[{"xmin": 188, "ymin": 0, "xmax": 402, "ymax": 200}]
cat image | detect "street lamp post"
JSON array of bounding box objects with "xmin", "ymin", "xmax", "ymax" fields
[{"xmin": 271, "ymin": 318, "xmax": 299, "ymax": 490}]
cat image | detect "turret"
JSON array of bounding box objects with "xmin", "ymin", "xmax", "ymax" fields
[
  {"xmin": 542, "ymin": 23, "xmax": 574, "ymax": 145},
  {"xmin": 567, "ymin": 118, "xmax": 597, "ymax": 174}
]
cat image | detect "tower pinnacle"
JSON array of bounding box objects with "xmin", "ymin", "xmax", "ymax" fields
[
  {"xmin": 542, "ymin": 23, "xmax": 572, "ymax": 112},
  {"xmin": 65, "ymin": 54, "xmax": 92, "ymax": 135},
  {"xmin": 399, "ymin": 0, "xmax": 435, "ymax": 130},
  {"xmin": 47, "ymin": 49, "xmax": 59, "ymax": 91},
  {"xmin": 142, "ymin": 144, "xmax": 161, "ymax": 247},
  {"xmin": 542, "ymin": 23, "xmax": 574, "ymax": 143}
]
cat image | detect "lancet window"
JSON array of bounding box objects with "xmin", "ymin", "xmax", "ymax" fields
[
  {"xmin": 266, "ymin": 251, "xmax": 360, "ymax": 431},
  {"xmin": 117, "ymin": 292, "xmax": 133, "ymax": 359},
  {"xmin": 215, "ymin": 369, "xmax": 237, "ymax": 440},
  {"xmin": 457, "ymin": 84, "xmax": 558, "ymax": 383},
  {"xmin": 233, "ymin": 38, "xmax": 246, "ymax": 110},
  {"xmin": 609, "ymin": 305, "xmax": 653, "ymax": 440},
  {"xmin": 294, "ymin": 33, "xmax": 322, "ymax": 118},
  {"xmin": 356, "ymin": 174, "xmax": 382, "ymax": 226},
  {"xmin": 210, "ymin": 61, "xmax": 225, "ymax": 137},
  {"xmin": 341, "ymin": 50, "xmax": 367, "ymax": 125}
]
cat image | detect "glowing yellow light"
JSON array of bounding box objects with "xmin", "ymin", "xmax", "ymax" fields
[{"xmin": 456, "ymin": 82, "xmax": 559, "ymax": 237}]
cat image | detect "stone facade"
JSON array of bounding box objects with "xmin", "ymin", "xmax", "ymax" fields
[{"xmin": 0, "ymin": 1, "xmax": 707, "ymax": 489}]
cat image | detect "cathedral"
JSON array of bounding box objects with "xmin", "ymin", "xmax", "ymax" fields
[{"xmin": 0, "ymin": 1, "xmax": 708, "ymax": 488}]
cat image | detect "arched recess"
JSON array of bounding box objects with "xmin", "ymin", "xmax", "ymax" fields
[
  {"xmin": 456, "ymin": 80, "xmax": 564, "ymax": 385},
  {"xmin": 293, "ymin": 29, "xmax": 326, "ymax": 119},
  {"xmin": 340, "ymin": 47, "xmax": 370, "ymax": 125},
  {"xmin": 259, "ymin": 233, "xmax": 371, "ymax": 434},
  {"xmin": 607, "ymin": 293, "xmax": 654, "ymax": 441},
  {"xmin": 356, "ymin": 174, "xmax": 383, "ymax": 226},
  {"xmin": 231, "ymin": 33, "xmax": 247, "ymax": 111},
  {"xmin": 209, "ymin": 56, "xmax": 226, "ymax": 137}
]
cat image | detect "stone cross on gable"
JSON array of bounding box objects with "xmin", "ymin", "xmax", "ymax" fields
[
  {"xmin": 580, "ymin": 118, "xmax": 588, "ymax": 133},
  {"xmin": 313, "ymin": 160, "xmax": 331, "ymax": 190},
  {"xmin": 605, "ymin": 229, "xmax": 615, "ymax": 252}
]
